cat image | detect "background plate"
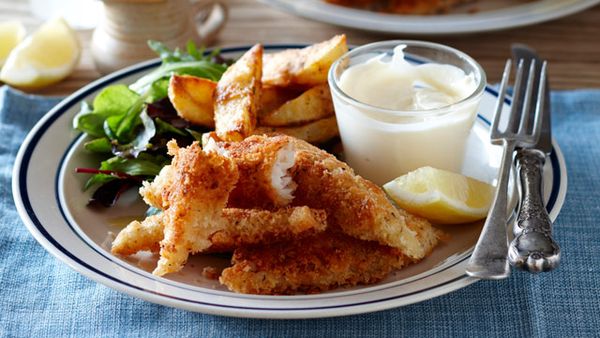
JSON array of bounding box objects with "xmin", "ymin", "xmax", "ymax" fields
[{"xmin": 259, "ymin": 0, "xmax": 600, "ymax": 35}]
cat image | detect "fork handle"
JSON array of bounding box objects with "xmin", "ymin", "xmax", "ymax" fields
[
  {"xmin": 509, "ymin": 148, "xmax": 560, "ymax": 272},
  {"xmin": 466, "ymin": 139, "xmax": 513, "ymax": 279}
]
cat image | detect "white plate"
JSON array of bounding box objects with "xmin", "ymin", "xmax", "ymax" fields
[
  {"xmin": 12, "ymin": 45, "xmax": 567, "ymax": 319},
  {"xmin": 259, "ymin": 0, "xmax": 600, "ymax": 35}
]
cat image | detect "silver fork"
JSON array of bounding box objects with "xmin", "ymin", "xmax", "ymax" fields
[{"xmin": 466, "ymin": 58, "xmax": 547, "ymax": 279}]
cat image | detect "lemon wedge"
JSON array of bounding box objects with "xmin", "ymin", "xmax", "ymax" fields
[
  {"xmin": 383, "ymin": 166, "xmax": 495, "ymax": 225},
  {"xmin": 0, "ymin": 18, "xmax": 80, "ymax": 89},
  {"xmin": 0, "ymin": 20, "xmax": 26, "ymax": 68}
]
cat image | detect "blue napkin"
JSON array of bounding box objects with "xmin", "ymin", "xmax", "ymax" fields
[{"xmin": 1, "ymin": 85, "xmax": 599, "ymax": 337}]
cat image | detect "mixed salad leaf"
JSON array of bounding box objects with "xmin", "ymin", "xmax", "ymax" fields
[
  {"xmin": 129, "ymin": 40, "xmax": 230, "ymax": 93},
  {"xmin": 74, "ymin": 41, "xmax": 231, "ymax": 207}
]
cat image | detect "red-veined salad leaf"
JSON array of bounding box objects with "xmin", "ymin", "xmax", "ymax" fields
[{"xmin": 74, "ymin": 41, "xmax": 231, "ymax": 207}]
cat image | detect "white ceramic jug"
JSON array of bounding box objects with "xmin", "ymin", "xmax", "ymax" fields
[{"xmin": 91, "ymin": 0, "xmax": 227, "ymax": 74}]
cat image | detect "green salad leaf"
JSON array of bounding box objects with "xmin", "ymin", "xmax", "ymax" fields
[
  {"xmin": 84, "ymin": 137, "xmax": 112, "ymax": 153},
  {"xmin": 112, "ymin": 108, "xmax": 157, "ymax": 158},
  {"xmin": 148, "ymin": 40, "xmax": 211, "ymax": 63},
  {"xmin": 131, "ymin": 109, "xmax": 156, "ymax": 153},
  {"xmin": 155, "ymin": 117, "xmax": 187, "ymax": 136},
  {"xmin": 129, "ymin": 40, "xmax": 227, "ymax": 93},
  {"xmin": 114, "ymin": 96, "xmax": 146, "ymax": 143},
  {"xmin": 84, "ymin": 173, "xmax": 116, "ymax": 191},
  {"xmin": 99, "ymin": 154, "xmax": 168, "ymax": 176},
  {"xmin": 74, "ymin": 39, "xmax": 232, "ymax": 207},
  {"xmin": 146, "ymin": 77, "xmax": 170, "ymax": 103},
  {"xmin": 186, "ymin": 128, "xmax": 204, "ymax": 142},
  {"xmin": 73, "ymin": 101, "xmax": 101, "ymax": 137},
  {"xmin": 93, "ymin": 85, "xmax": 139, "ymax": 116},
  {"xmin": 84, "ymin": 153, "xmax": 169, "ymax": 190},
  {"xmin": 74, "ymin": 85, "xmax": 142, "ymax": 139}
]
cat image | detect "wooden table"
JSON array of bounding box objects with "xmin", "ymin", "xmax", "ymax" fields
[{"xmin": 1, "ymin": 0, "xmax": 599, "ymax": 96}]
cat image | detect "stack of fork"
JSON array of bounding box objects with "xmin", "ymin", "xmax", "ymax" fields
[{"xmin": 466, "ymin": 48, "xmax": 560, "ymax": 279}]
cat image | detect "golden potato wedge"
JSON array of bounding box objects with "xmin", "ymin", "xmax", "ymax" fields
[
  {"xmin": 168, "ymin": 74, "xmax": 216, "ymax": 127},
  {"xmin": 255, "ymin": 116, "xmax": 339, "ymax": 144},
  {"xmin": 259, "ymin": 84, "xmax": 334, "ymax": 127},
  {"xmin": 258, "ymin": 85, "xmax": 303, "ymax": 119},
  {"xmin": 262, "ymin": 35, "xmax": 347, "ymax": 87},
  {"xmin": 214, "ymin": 44, "xmax": 263, "ymax": 142}
]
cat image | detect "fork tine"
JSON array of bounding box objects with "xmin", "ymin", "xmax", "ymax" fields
[
  {"xmin": 530, "ymin": 61, "xmax": 547, "ymax": 144},
  {"xmin": 491, "ymin": 59, "xmax": 512, "ymax": 140},
  {"xmin": 517, "ymin": 59, "xmax": 537, "ymax": 135},
  {"xmin": 506, "ymin": 59, "xmax": 525, "ymax": 133}
]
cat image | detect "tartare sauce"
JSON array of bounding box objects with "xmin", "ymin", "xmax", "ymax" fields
[
  {"xmin": 330, "ymin": 44, "xmax": 483, "ymax": 185},
  {"xmin": 339, "ymin": 45, "xmax": 476, "ymax": 111}
]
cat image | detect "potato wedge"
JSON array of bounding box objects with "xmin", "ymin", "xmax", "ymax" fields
[
  {"xmin": 214, "ymin": 44, "xmax": 263, "ymax": 142},
  {"xmin": 262, "ymin": 35, "xmax": 347, "ymax": 87},
  {"xmin": 168, "ymin": 74, "xmax": 216, "ymax": 127},
  {"xmin": 258, "ymin": 85, "xmax": 303, "ymax": 119},
  {"xmin": 259, "ymin": 84, "xmax": 334, "ymax": 127},
  {"xmin": 255, "ymin": 116, "xmax": 339, "ymax": 144}
]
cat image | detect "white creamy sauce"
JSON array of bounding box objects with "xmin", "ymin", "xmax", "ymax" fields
[
  {"xmin": 339, "ymin": 45, "xmax": 476, "ymax": 111},
  {"xmin": 331, "ymin": 45, "xmax": 481, "ymax": 184}
]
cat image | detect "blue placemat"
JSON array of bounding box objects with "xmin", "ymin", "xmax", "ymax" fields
[{"xmin": 1, "ymin": 85, "xmax": 599, "ymax": 337}]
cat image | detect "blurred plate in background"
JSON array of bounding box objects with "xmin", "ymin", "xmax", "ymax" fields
[{"xmin": 259, "ymin": 0, "xmax": 600, "ymax": 35}]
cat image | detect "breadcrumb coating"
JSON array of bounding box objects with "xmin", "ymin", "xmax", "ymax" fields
[
  {"xmin": 220, "ymin": 231, "xmax": 408, "ymax": 295},
  {"xmin": 208, "ymin": 207, "xmax": 327, "ymax": 252},
  {"xmin": 111, "ymin": 213, "xmax": 163, "ymax": 256},
  {"xmin": 111, "ymin": 207, "xmax": 327, "ymax": 256},
  {"xmin": 112, "ymin": 135, "xmax": 440, "ymax": 293},
  {"xmin": 153, "ymin": 141, "xmax": 239, "ymax": 276},
  {"xmin": 287, "ymin": 136, "xmax": 438, "ymax": 259}
]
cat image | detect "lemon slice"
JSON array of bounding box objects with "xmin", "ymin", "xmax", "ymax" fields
[
  {"xmin": 0, "ymin": 18, "xmax": 80, "ymax": 89},
  {"xmin": 383, "ymin": 166, "xmax": 495, "ymax": 225},
  {"xmin": 0, "ymin": 20, "xmax": 26, "ymax": 68}
]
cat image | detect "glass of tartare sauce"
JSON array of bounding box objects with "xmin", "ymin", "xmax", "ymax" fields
[{"xmin": 328, "ymin": 40, "xmax": 486, "ymax": 185}]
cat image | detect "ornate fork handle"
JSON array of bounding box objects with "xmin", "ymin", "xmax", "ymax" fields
[{"xmin": 508, "ymin": 148, "xmax": 560, "ymax": 272}]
